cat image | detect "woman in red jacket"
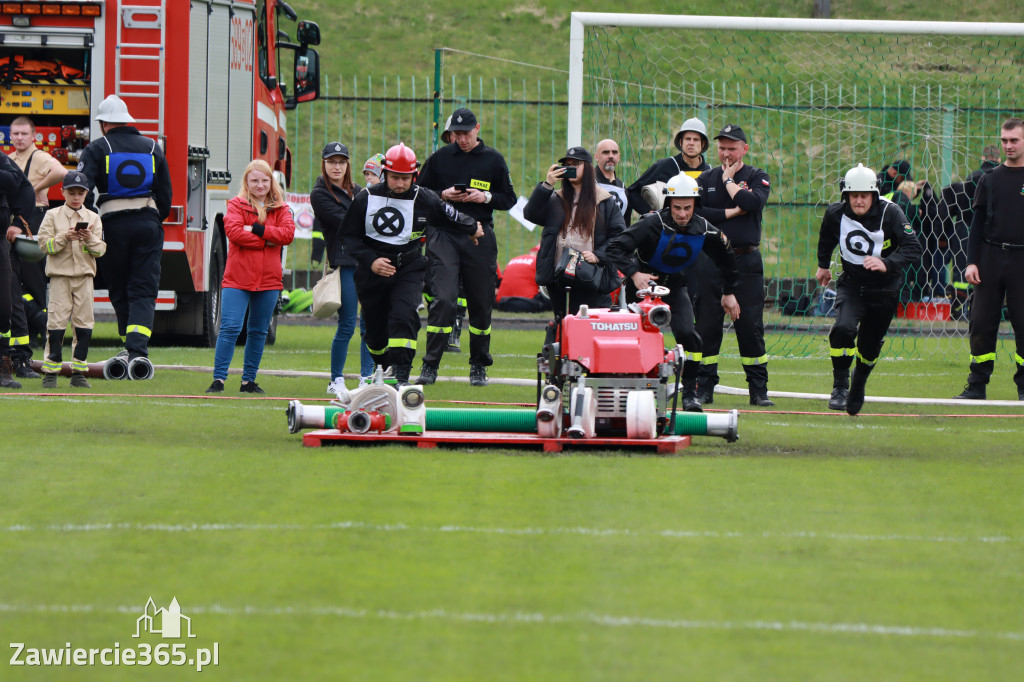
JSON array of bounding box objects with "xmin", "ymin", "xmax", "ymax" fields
[{"xmin": 206, "ymin": 160, "xmax": 295, "ymax": 394}]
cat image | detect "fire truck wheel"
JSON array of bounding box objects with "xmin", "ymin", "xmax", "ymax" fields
[{"xmin": 202, "ymin": 233, "xmax": 225, "ymax": 348}]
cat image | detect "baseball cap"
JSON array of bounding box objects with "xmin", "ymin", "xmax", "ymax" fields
[
  {"xmin": 559, "ymin": 146, "xmax": 593, "ymax": 165},
  {"xmin": 892, "ymin": 159, "xmax": 912, "ymax": 180},
  {"xmin": 448, "ymin": 108, "xmax": 478, "ymax": 131},
  {"xmin": 322, "ymin": 141, "xmax": 350, "ymax": 159},
  {"xmin": 63, "ymin": 170, "xmax": 90, "ymax": 190},
  {"xmin": 714, "ymin": 124, "xmax": 747, "ymax": 143}
]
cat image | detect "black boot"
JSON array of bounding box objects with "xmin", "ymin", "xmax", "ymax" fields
[
  {"xmin": 681, "ymin": 386, "xmax": 703, "ymax": 413},
  {"xmin": 954, "ymin": 383, "xmax": 986, "ymax": 400},
  {"xmin": 392, "ymin": 363, "xmax": 412, "ymax": 387},
  {"xmin": 846, "ymin": 363, "xmax": 873, "ymax": 416},
  {"xmin": 695, "ymin": 377, "xmax": 717, "ymax": 405},
  {"xmin": 829, "ymin": 369, "xmax": 849, "ymax": 411}
]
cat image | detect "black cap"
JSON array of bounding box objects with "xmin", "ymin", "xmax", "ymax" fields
[
  {"xmin": 322, "ymin": 141, "xmax": 350, "ymax": 159},
  {"xmin": 448, "ymin": 108, "xmax": 478, "ymax": 131},
  {"xmin": 559, "ymin": 146, "xmax": 593, "ymax": 165},
  {"xmin": 714, "ymin": 124, "xmax": 747, "ymax": 143},
  {"xmin": 62, "ymin": 170, "xmax": 90, "ymax": 190},
  {"xmin": 892, "ymin": 159, "xmax": 912, "ymax": 179}
]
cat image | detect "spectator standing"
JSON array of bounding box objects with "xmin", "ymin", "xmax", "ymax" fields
[
  {"xmin": 626, "ymin": 118, "xmax": 711, "ymax": 221},
  {"xmin": 416, "ymin": 107, "xmax": 516, "ymax": 387},
  {"xmin": 310, "ymin": 141, "xmax": 375, "ymax": 395},
  {"xmin": 206, "ymin": 160, "xmax": 294, "ymax": 394},
  {"xmin": 595, "ymin": 138, "xmax": 629, "ymax": 221},
  {"xmin": 955, "ymin": 117, "xmax": 1024, "ymax": 401},
  {"xmin": 36, "ymin": 171, "xmax": 106, "ymax": 389},
  {"xmin": 693, "ymin": 124, "xmax": 774, "ymax": 407}
]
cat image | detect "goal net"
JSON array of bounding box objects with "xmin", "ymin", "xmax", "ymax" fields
[{"xmin": 569, "ymin": 14, "xmax": 1024, "ymax": 360}]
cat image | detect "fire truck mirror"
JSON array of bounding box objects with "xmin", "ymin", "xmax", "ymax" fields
[
  {"xmin": 293, "ymin": 48, "xmax": 320, "ymax": 104},
  {"xmin": 296, "ymin": 20, "xmax": 321, "ymax": 46}
]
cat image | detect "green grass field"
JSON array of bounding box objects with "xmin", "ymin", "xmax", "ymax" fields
[{"xmin": 2, "ymin": 321, "xmax": 1023, "ymax": 680}]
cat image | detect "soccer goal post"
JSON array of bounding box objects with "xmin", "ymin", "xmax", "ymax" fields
[{"xmin": 568, "ymin": 13, "xmax": 1024, "ymax": 361}]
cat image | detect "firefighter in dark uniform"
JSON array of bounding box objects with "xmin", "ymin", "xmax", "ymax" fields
[
  {"xmin": 626, "ymin": 118, "xmax": 712, "ymax": 222},
  {"xmin": 1, "ymin": 153, "xmax": 36, "ymax": 388},
  {"xmin": 340, "ymin": 143, "xmax": 481, "ymax": 386},
  {"xmin": 415, "ymin": 107, "xmax": 516, "ymax": 387},
  {"xmin": 606, "ymin": 173, "xmax": 741, "ymax": 412},
  {"xmin": 693, "ymin": 124, "xmax": 773, "ymax": 406},
  {"xmin": 955, "ymin": 117, "xmax": 1024, "ymax": 401},
  {"xmin": 78, "ymin": 95, "xmax": 171, "ymax": 378},
  {"xmin": 816, "ymin": 164, "xmax": 922, "ymax": 415}
]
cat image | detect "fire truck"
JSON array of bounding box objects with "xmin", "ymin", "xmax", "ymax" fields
[{"xmin": 0, "ymin": 0, "xmax": 321, "ymax": 345}]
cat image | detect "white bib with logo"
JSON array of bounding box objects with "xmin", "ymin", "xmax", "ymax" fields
[
  {"xmin": 839, "ymin": 213, "xmax": 884, "ymax": 265},
  {"xmin": 365, "ymin": 193, "xmax": 416, "ymax": 246},
  {"xmin": 605, "ymin": 184, "xmax": 628, "ymax": 217}
]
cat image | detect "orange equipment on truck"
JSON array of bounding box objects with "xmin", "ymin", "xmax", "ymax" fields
[{"xmin": 0, "ymin": 0, "xmax": 321, "ymax": 345}]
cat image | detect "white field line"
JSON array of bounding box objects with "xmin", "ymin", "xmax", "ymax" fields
[
  {"xmin": 0, "ymin": 602, "xmax": 1020, "ymax": 642},
  {"xmin": 3, "ymin": 521, "xmax": 1018, "ymax": 544}
]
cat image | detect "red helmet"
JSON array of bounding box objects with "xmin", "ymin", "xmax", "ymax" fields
[{"xmin": 384, "ymin": 143, "xmax": 418, "ymax": 174}]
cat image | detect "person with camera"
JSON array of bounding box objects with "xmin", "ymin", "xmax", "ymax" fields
[
  {"xmin": 605, "ymin": 173, "xmax": 740, "ymax": 412},
  {"xmin": 341, "ymin": 143, "xmax": 482, "ymax": 387},
  {"xmin": 525, "ymin": 146, "xmax": 625, "ymax": 327}
]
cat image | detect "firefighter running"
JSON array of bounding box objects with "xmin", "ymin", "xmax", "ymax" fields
[
  {"xmin": 339, "ymin": 143, "xmax": 482, "ymax": 386},
  {"xmin": 815, "ymin": 164, "xmax": 922, "ymax": 415},
  {"xmin": 77, "ymin": 94, "xmax": 171, "ymax": 379}
]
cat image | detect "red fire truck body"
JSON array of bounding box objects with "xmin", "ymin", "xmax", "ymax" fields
[{"xmin": 0, "ymin": 0, "xmax": 320, "ymax": 344}]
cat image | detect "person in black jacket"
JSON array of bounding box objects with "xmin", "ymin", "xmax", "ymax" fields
[
  {"xmin": 525, "ymin": 146, "xmax": 626, "ymax": 326},
  {"xmin": 816, "ymin": 164, "xmax": 922, "ymax": 415},
  {"xmin": 955, "ymin": 117, "xmax": 1024, "ymax": 401},
  {"xmin": 606, "ymin": 173, "xmax": 740, "ymax": 412},
  {"xmin": 626, "ymin": 118, "xmax": 711, "ymax": 222},
  {"xmin": 77, "ymin": 95, "xmax": 171, "ymax": 375},
  {"xmin": 416, "ymin": 108, "xmax": 516, "ymax": 387},
  {"xmin": 0, "ymin": 152, "xmax": 36, "ymax": 388},
  {"xmin": 340, "ymin": 143, "xmax": 481, "ymax": 386},
  {"xmin": 939, "ymin": 168, "xmax": 987, "ymax": 319},
  {"xmin": 694, "ymin": 124, "xmax": 774, "ymax": 407},
  {"xmin": 310, "ymin": 141, "xmax": 375, "ymax": 394}
]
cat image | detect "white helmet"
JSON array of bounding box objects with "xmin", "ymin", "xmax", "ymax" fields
[
  {"xmin": 674, "ymin": 117, "xmax": 709, "ymax": 153},
  {"xmin": 95, "ymin": 94, "xmax": 135, "ymax": 123},
  {"xmin": 842, "ymin": 163, "xmax": 878, "ymax": 195},
  {"xmin": 662, "ymin": 173, "xmax": 700, "ymax": 199}
]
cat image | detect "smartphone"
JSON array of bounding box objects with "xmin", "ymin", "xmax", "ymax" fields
[
  {"xmin": 75, "ymin": 221, "xmax": 90, "ymax": 231},
  {"xmin": 453, "ymin": 183, "xmax": 468, "ymax": 193},
  {"xmin": 557, "ymin": 166, "xmax": 577, "ymax": 179}
]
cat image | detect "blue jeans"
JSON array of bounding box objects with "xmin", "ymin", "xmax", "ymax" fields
[
  {"xmin": 330, "ymin": 266, "xmax": 375, "ymax": 380},
  {"xmin": 214, "ymin": 288, "xmax": 279, "ymax": 382}
]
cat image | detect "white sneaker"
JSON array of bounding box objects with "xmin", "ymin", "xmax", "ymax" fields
[{"xmin": 327, "ymin": 378, "xmax": 349, "ymax": 401}]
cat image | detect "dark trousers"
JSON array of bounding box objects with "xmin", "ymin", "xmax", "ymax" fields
[
  {"xmin": 694, "ymin": 249, "xmax": 768, "ymax": 391},
  {"xmin": 829, "ymin": 279, "xmax": 898, "ymax": 380},
  {"xmin": 101, "ymin": 210, "xmax": 163, "ymax": 358},
  {"xmin": 423, "ymin": 227, "xmax": 497, "ymax": 368},
  {"xmin": 966, "ymin": 244, "xmax": 1024, "ymax": 389},
  {"xmin": 355, "ymin": 254, "xmax": 426, "ymax": 369},
  {"xmin": 0, "ymin": 237, "xmax": 11, "ymax": 350},
  {"xmin": 627, "ymin": 276, "xmax": 702, "ymax": 383}
]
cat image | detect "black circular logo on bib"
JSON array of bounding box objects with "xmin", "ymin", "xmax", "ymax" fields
[
  {"xmin": 372, "ymin": 207, "xmax": 405, "ymax": 237},
  {"xmin": 115, "ymin": 159, "xmax": 147, "ymax": 190},
  {"xmin": 844, "ymin": 229, "xmax": 873, "ymax": 257},
  {"xmin": 661, "ymin": 240, "xmax": 694, "ymax": 269},
  {"xmin": 612, "ymin": 192, "xmax": 624, "ymax": 211}
]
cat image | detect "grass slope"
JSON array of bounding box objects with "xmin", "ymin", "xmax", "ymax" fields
[{"xmin": 2, "ymin": 321, "xmax": 1023, "ymax": 679}]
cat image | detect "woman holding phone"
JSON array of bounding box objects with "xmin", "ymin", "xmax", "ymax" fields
[{"xmin": 525, "ymin": 146, "xmax": 625, "ymax": 324}]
